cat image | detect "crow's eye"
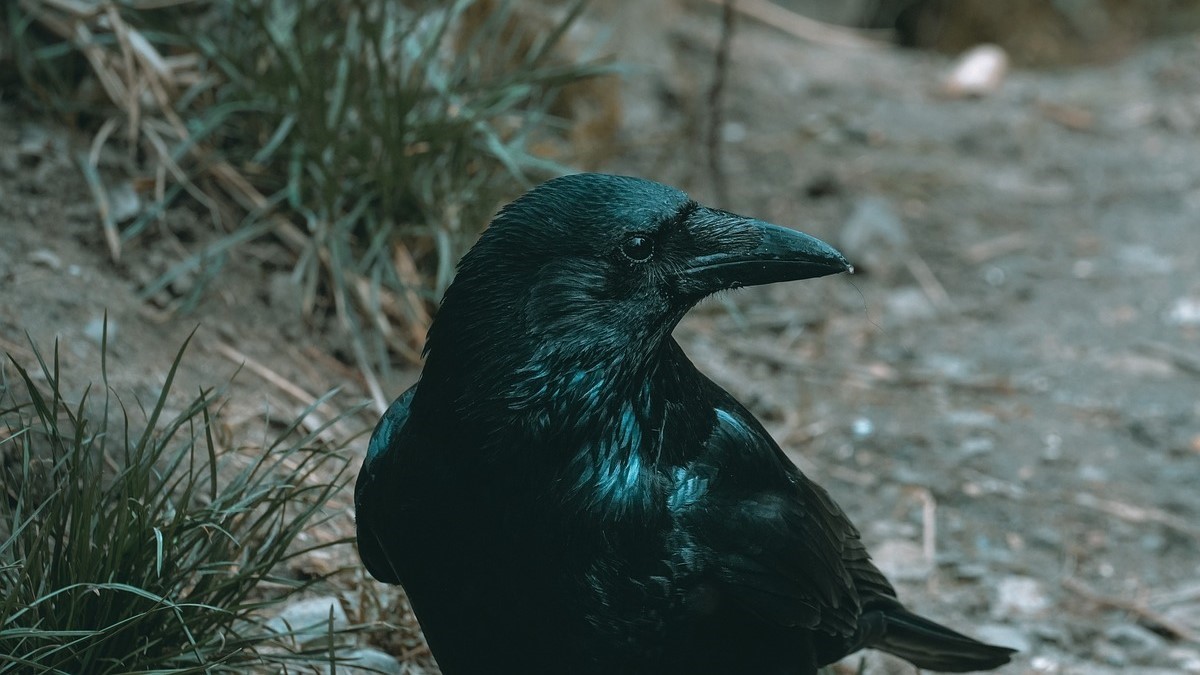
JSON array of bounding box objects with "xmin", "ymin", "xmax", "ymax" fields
[{"xmin": 620, "ymin": 234, "xmax": 655, "ymax": 263}]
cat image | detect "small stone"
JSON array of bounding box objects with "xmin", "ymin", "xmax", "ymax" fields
[
  {"xmin": 721, "ymin": 121, "xmax": 747, "ymax": 144},
  {"xmin": 84, "ymin": 317, "xmax": 115, "ymax": 346},
  {"xmin": 267, "ymin": 596, "xmax": 350, "ymax": 649},
  {"xmin": 1029, "ymin": 526, "xmax": 1063, "ymax": 548},
  {"xmin": 148, "ymin": 290, "xmax": 173, "ymax": 308},
  {"xmin": 0, "ymin": 149, "xmax": 18, "ymax": 176},
  {"xmin": 168, "ymin": 270, "xmax": 196, "ymax": 297},
  {"xmin": 922, "ymin": 353, "xmax": 974, "ymax": 381},
  {"xmin": 268, "ymin": 272, "xmax": 305, "ymax": 315},
  {"xmin": 840, "ymin": 196, "xmax": 909, "ymax": 278},
  {"xmin": 1028, "ymin": 655, "xmax": 1061, "ymax": 672},
  {"xmin": 17, "ymin": 124, "xmax": 52, "ymax": 159},
  {"xmin": 1140, "ymin": 532, "xmax": 1166, "ymax": 552},
  {"xmin": 961, "ymin": 436, "xmax": 995, "ymax": 456},
  {"xmin": 337, "ymin": 647, "xmax": 404, "ymax": 675},
  {"xmin": 108, "ymin": 181, "xmax": 142, "ymax": 223},
  {"xmin": 1072, "ymin": 259, "xmax": 1096, "ymax": 279},
  {"xmin": 946, "ymin": 410, "xmax": 998, "ymax": 430},
  {"xmin": 851, "ymin": 417, "xmax": 874, "ymax": 439},
  {"xmin": 1117, "ymin": 244, "xmax": 1173, "ymax": 276},
  {"xmin": 1078, "ymin": 464, "xmax": 1108, "ymax": 483},
  {"xmin": 953, "ymin": 563, "xmax": 988, "ymax": 581},
  {"xmin": 1042, "ymin": 433, "xmax": 1064, "ymax": 462},
  {"xmin": 994, "ymin": 576, "xmax": 1050, "ymax": 618},
  {"xmin": 29, "ymin": 249, "xmax": 63, "ymax": 270},
  {"xmin": 942, "ymin": 44, "xmax": 1009, "ymax": 97},
  {"xmin": 1167, "ymin": 296, "xmax": 1200, "ymax": 326},
  {"xmin": 1092, "ymin": 639, "xmax": 1128, "ymax": 667}
]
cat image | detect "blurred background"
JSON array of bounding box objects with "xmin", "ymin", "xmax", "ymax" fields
[{"xmin": 1, "ymin": 1, "xmax": 1199, "ymax": 673}]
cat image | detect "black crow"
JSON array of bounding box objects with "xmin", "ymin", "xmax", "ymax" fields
[{"xmin": 355, "ymin": 173, "xmax": 1014, "ymax": 674}]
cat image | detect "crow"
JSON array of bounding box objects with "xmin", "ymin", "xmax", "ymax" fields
[{"xmin": 355, "ymin": 173, "xmax": 1015, "ymax": 674}]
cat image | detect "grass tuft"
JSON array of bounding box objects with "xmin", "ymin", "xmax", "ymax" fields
[
  {"xmin": 0, "ymin": 325, "xmax": 363, "ymax": 673},
  {"xmin": 5, "ymin": 0, "xmax": 613, "ymax": 381}
]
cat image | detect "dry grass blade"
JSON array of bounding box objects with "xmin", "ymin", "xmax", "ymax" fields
[
  {"xmin": 76, "ymin": 151, "xmax": 120, "ymax": 260},
  {"xmin": 209, "ymin": 339, "xmax": 355, "ymax": 444},
  {"xmin": 701, "ymin": 0, "xmax": 889, "ymax": 49},
  {"xmin": 1063, "ymin": 578, "xmax": 1200, "ymax": 644}
]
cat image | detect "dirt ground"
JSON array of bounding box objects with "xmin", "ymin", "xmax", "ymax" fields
[{"xmin": 2, "ymin": 5, "xmax": 1199, "ymax": 674}]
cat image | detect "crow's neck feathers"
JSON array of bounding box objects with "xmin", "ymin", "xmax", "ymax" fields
[
  {"xmin": 419, "ymin": 307, "xmax": 712, "ymax": 519},
  {"xmin": 543, "ymin": 341, "xmax": 711, "ymax": 520}
]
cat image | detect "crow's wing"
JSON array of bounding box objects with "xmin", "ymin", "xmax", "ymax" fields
[
  {"xmin": 355, "ymin": 385, "xmax": 417, "ymax": 584},
  {"xmin": 680, "ymin": 394, "xmax": 898, "ymax": 641}
]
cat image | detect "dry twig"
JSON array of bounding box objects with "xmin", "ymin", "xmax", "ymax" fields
[
  {"xmin": 1135, "ymin": 340, "xmax": 1200, "ymax": 378},
  {"xmin": 1062, "ymin": 577, "xmax": 1200, "ymax": 644},
  {"xmin": 963, "ymin": 233, "xmax": 1031, "ymax": 264},
  {"xmin": 1073, "ymin": 492, "xmax": 1200, "ymax": 540},
  {"xmin": 210, "ymin": 340, "xmax": 352, "ymax": 443},
  {"xmin": 701, "ymin": 0, "xmax": 888, "ymax": 49},
  {"xmin": 707, "ymin": 0, "xmax": 735, "ymax": 205},
  {"xmin": 905, "ymin": 255, "xmax": 953, "ymax": 312}
]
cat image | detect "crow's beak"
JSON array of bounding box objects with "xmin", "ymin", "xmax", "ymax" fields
[{"xmin": 678, "ymin": 208, "xmax": 852, "ymax": 298}]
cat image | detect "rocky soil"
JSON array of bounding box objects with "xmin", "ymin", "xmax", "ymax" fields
[{"xmin": 2, "ymin": 5, "xmax": 1199, "ymax": 673}]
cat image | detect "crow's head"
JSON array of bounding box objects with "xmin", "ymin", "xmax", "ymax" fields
[{"xmin": 421, "ymin": 174, "xmax": 850, "ymax": 405}]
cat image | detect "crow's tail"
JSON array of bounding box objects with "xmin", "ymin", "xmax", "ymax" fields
[{"xmin": 869, "ymin": 605, "xmax": 1016, "ymax": 672}]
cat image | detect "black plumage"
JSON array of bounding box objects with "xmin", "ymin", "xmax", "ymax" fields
[{"xmin": 355, "ymin": 173, "xmax": 1014, "ymax": 674}]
